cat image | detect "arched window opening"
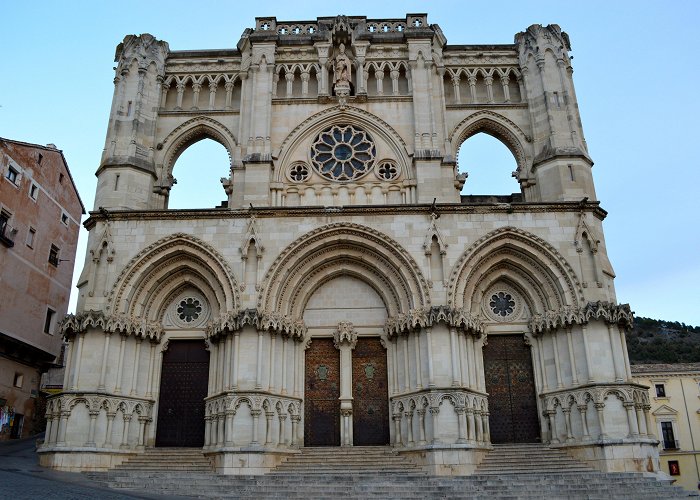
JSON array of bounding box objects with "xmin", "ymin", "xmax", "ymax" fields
[
  {"xmin": 458, "ymin": 132, "xmax": 520, "ymax": 198},
  {"xmin": 167, "ymin": 138, "xmax": 230, "ymax": 209}
]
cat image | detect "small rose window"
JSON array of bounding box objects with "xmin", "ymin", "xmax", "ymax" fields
[
  {"xmin": 489, "ymin": 292, "xmax": 515, "ymax": 317},
  {"xmin": 177, "ymin": 298, "xmax": 202, "ymax": 322}
]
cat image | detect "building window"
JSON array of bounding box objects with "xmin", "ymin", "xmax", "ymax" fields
[
  {"xmin": 661, "ymin": 421, "xmax": 678, "ymax": 450},
  {"xmin": 44, "ymin": 308, "xmax": 55, "ymax": 334},
  {"xmin": 26, "ymin": 227, "xmax": 36, "ymax": 248},
  {"xmin": 13, "ymin": 373, "xmax": 23, "ymax": 388},
  {"xmin": 655, "ymin": 384, "xmax": 666, "ymax": 398},
  {"xmin": 0, "ymin": 209, "xmax": 15, "ymax": 247},
  {"xmin": 37, "ymin": 153, "xmax": 43, "ymax": 165},
  {"xmin": 6, "ymin": 166, "xmax": 19, "ymax": 185},
  {"xmin": 48, "ymin": 244, "xmax": 60, "ymax": 266},
  {"xmin": 30, "ymin": 183, "xmax": 38, "ymax": 200},
  {"xmin": 61, "ymin": 213, "xmax": 68, "ymax": 225},
  {"xmin": 59, "ymin": 173, "xmax": 64, "ymax": 184}
]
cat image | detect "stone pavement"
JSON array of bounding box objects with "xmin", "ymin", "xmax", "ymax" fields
[{"xmin": 0, "ymin": 434, "xmax": 189, "ymax": 500}]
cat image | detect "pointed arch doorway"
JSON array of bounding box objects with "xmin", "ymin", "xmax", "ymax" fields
[
  {"xmin": 483, "ymin": 334, "xmax": 540, "ymax": 443},
  {"xmin": 155, "ymin": 339, "xmax": 210, "ymax": 447}
]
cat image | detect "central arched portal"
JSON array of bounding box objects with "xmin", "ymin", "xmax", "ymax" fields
[
  {"xmin": 483, "ymin": 334, "xmax": 539, "ymax": 443},
  {"xmin": 303, "ymin": 275, "xmax": 390, "ymax": 446}
]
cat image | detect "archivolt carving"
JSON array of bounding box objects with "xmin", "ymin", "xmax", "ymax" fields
[
  {"xmin": 107, "ymin": 233, "xmax": 239, "ymax": 318},
  {"xmin": 450, "ymin": 110, "xmax": 531, "ymax": 173},
  {"xmin": 448, "ymin": 226, "xmax": 583, "ymax": 313},
  {"xmin": 258, "ymin": 223, "xmax": 430, "ymax": 318}
]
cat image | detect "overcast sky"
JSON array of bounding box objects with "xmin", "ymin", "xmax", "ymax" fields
[{"xmin": 2, "ymin": 1, "xmax": 698, "ymax": 326}]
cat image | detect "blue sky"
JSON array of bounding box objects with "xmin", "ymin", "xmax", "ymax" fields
[{"xmin": 2, "ymin": 1, "xmax": 699, "ymax": 326}]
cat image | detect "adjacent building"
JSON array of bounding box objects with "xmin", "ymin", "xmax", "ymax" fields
[
  {"xmin": 39, "ymin": 14, "xmax": 659, "ymax": 476},
  {"xmin": 632, "ymin": 363, "xmax": 700, "ymax": 493},
  {"xmin": 0, "ymin": 138, "xmax": 84, "ymax": 440}
]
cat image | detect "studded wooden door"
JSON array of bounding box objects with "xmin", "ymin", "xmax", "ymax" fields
[
  {"xmin": 483, "ymin": 334, "xmax": 540, "ymax": 443},
  {"xmin": 155, "ymin": 339, "xmax": 209, "ymax": 447},
  {"xmin": 304, "ymin": 338, "xmax": 340, "ymax": 446},
  {"xmin": 352, "ymin": 337, "xmax": 390, "ymax": 446}
]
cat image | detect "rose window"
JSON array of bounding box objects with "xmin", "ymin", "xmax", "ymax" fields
[
  {"xmin": 310, "ymin": 125, "xmax": 376, "ymax": 181},
  {"xmin": 489, "ymin": 292, "xmax": 515, "ymax": 317},
  {"xmin": 177, "ymin": 298, "xmax": 202, "ymax": 323}
]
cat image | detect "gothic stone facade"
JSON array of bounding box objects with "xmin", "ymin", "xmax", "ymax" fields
[{"xmin": 39, "ymin": 14, "xmax": 659, "ymax": 475}]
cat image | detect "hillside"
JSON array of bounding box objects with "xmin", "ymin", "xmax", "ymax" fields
[{"xmin": 626, "ymin": 316, "xmax": 700, "ymax": 364}]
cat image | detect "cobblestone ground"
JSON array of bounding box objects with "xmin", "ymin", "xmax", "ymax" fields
[{"xmin": 0, "ymin": 435, "xmax": 189, "ymax": 500}]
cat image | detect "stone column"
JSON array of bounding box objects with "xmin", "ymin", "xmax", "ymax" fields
[
  {"xmin": 393, "ymin": 412, "xmax": 403, "ymax": 447},
  {"xmin": 451, "ymin": 75, "xmax": 461, "ymax": 104},
  {"xmin": 449, "ymin": 327, "xmax": 460, "ymax": 387},
  {"xmin": 334, "ymin": 321, "xmax": 358, "ymax": 447},
  {"xmin": 256, "ymin": 331, "xmax": 264, "ymax": 389},
  {"xmin": 281, "ymin": 336, "xmax": 288, "ymax": 395},
  {"xmin": 130, "ymin": 338, "xmax": 143, "ymax": 396},
  {"xmin": 500, "ymin": 74, "xmax": 511, "ymax": 102},
  {"xmin": 430, "ymin": 407, "xmax": 440, "ymax": 444},
  {"xmin": 484, "ymin": 75, "xmax": 494, "ymax": 103},
  {"xmin": 566, "ymin": 327, "xmax": 578, "ymax": 385},
  {"xmin": 417, "ymin": 409, "xmax": 427, "ymax": 445},
  {"xmin": 595, "ymin": 403, "xmax": 607, "ymax": 439},
  {"xmin": 223, "ymin": 334, "xmax": 232, "ymax": 391},
  {"xmin": 405, "ymin": 409, "xmax": 415, "ymax": 445},
  {"xmin": 115, "ymin": 333, "xmax": 127, "ymax": 394},
  {"xmin": 582, "ymin": 326, "xmax": 595, "ymax": 383},
  {"xmin": 98, "ymin": 332, "xmax": 111, "ymax": 390},
  {"xmin": 624, "ymin": 403, "xmax": 640, "ymax": 438},
  {"xmin": 425, "ymin": 328, "xmax": 435, "ymax": 387},
  {"xmin": 208, "ymin": 81, "xmax": 217, "ymax": 110},
  {"xmin": 71, "ymin": 331, "xmax": 85, "ymax": 390},
  {"xmin": 105, "ymin": 411, "xmax": 116, "ymax": 447},
  {"xmin": 608, "ymin": 324, "xmax": 624, "ymax": 382},
  {"xmin": 455, "ymin": 407, "xmax": 467, "ymax": 443},
  {"xmin": 414, "ymin": 332, "xmax": 423, "ymax": 389},
  {"xmin": 277, "ymin": 414, "xmax": 287, "ymax": 448},
  {"xmin": 578, "ymin": 404, "xmax": 590, "ymax": 441},
  {"xmin": 551, "ymin": 331, "xmax": 563, "ymax": 389},
  {"xmin": 146, "ymin": 341, "xmax": 156, "ymax": 398}
]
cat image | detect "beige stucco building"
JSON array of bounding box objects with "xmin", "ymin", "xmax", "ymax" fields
[
  {"xmin": 0, "ymin": 138, "xmax": 84, "ymax": 440},
  {"xmin": 632, "ymin": 363, "xmax": 700, "ymax": 493},
  {"xmin": 39, "ymin": 14, "xmax": 659, "ymax": 476}
]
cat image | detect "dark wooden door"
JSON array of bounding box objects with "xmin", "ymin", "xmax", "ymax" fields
[
  {"xmin": 304, "ymin": 338, "xmax": 340, "ymax": 446},
  {"xmin": 156, "ymin": 339, "xmax": 209, "ymax": 447},
  {"xmin": 352, "ymin": 337, "xmax": 390, "ymax": 446},
  {"xmin": 483, "ymin": 334, "xmax": 539, "ymax": 443}
]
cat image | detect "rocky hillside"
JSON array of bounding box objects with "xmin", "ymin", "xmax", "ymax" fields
[{"xmin": 626, "ymin": 316, "xmax": 700, "ymax": 363}]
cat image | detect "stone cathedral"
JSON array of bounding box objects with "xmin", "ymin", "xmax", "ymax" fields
[{"xmin": 39, "ymin": 14, "xmax": 660, "ymax": 476}]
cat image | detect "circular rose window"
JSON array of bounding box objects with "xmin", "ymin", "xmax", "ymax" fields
[
  {"xmin": 489, "ymin": 292, "xmax": 515, "ymax": 317},
  {"xmin": 310, "ymin": 125, "xmax": 376, "ymax": 181},
  {"xmin": 177, "ymin": 298, "xmax": 202, "ymax": 323}
]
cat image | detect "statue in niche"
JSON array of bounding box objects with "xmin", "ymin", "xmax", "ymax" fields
[{"xmin": 332, "ymin": 43, "xmax": 352, "ymax": 84}]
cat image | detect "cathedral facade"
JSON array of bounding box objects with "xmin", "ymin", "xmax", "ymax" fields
[{"xmin": 39, "ymin": 14, "xmax": 659, "ymax": 475}]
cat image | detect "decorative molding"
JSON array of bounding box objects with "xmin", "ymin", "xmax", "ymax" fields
[
  {"xmin": 528, "ymin": 301, "xmax": 634, "ymax": 334},
  {"xmin": 333, "ymin": 321, "xmax": 358, "ymax": 349},
  {"xmin": 384, "ymin": 306, "xmax": 484, "ymax": 338},
  {"xmin": 59, "ymin": 310, "xmax": 164, "ymax": 341}
]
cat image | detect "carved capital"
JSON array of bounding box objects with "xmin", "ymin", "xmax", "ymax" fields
[{"xmin": 333, "ymin": 321, "xmax": 358, "ymax": 350}]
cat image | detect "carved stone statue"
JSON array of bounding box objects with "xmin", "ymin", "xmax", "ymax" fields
[{"xmin": 332, "ymin": 43, "xmax": 351, "ymax": 84}]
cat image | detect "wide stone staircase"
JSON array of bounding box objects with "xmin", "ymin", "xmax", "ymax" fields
[{"xmin": 84, "ymin": 444, "xmax": 697, "ymax": 499}]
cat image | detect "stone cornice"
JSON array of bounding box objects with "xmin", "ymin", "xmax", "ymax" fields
[
  {"xmin": 528, "ymin": 301, "xmax": 634, "ymax": 334},
  {"xmin": 84, "ymin": 201, "xmax": 607, "ymax": 229},
  {"xmin": 206, "ymin": 308, "xmax": 306, "ymax": 340},
  {"xmin": 59, "ymin": 310, "xmax": 164, "ymax": 341},
  {"xmin": 385, "ymin": 306, "xmax": 484, "ymax": 337}
]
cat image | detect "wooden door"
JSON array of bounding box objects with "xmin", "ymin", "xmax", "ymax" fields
[
  {"xmin": 483, "ymin": 334, "xmax": 540, "ymax": 443},
  {"xmin": 352, "ymin": 337, "xmax": 390, "ymax": 446},
  {"xmin": 155, "ymin": 339, "xmax": 209, "ymax": 447},
  {"xmin": 304, "ymin": 338, "xmax": 340, "ymax": 446}
]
